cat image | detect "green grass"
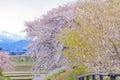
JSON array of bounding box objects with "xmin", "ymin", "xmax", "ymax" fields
[
  {"xmin": 67, "ymin": 64, "xmax": 89, "ymax": 80},
  {"xmin": 43, "ymin": 64, "xmax": 89, "ymax": 80},
  {"xmin": 0, "ymin": 75, "xmax": 12, "ymax": 80},
  {"xmin": 15, "ymin": 61, "xmax": 34, "ymax": 66},
  {"xmin": 14, "ymin": 61, "xmax": 34, "ymax": 71},
  {"xmin": 9, "ymin": 76, "xmax": 32, "ymax": 80},
  {"xmin": 51, "ymin": 69, "xmax": 72, "ymax": 80},
  {"xmin": 44, "ymin": 69, "xmax": 66, "ymax": 80}
]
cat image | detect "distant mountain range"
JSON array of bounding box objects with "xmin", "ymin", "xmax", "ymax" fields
[
  {"xmin": 0, "ymin": 29, "xmax": 25, "ymax": 41},
  {"xmin": 0, "ymin": 29, "xmax": 31, "ymax": 55}
]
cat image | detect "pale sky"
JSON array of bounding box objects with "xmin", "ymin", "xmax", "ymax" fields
[{"xmin": 0, "ymin": 0, "xmax": 76, "ymax": 36}]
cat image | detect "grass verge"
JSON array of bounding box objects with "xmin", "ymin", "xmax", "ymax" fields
[
  {"xmin": 0, "ymin": 75, "xmax": 12, "ymax": 80},
  {"xmin": 67, "ymin": 64, "xmax": 88, "ymax": 80},
  {"xmin": 44, "ymin": 69, "xmax": 67, "ymax": 80},
  {"xmin": 51, "ymin": 64, "xmax": 89, "ymax": 80}
]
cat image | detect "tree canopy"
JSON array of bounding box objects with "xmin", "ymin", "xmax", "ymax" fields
[
  {"xmin": 59, "ymin": 0, "xmax": 120, "ymax": 72},
  {"xmin": 25, "ymin": 4, "xmax": 75, "ymax": 72},
  {"xmin": 25, "ymin": 0, "xmax": 120, "ymax": 73},
  {"xmin": 0, "ymin": 51, "xmax": 14, "ymax": 72}
]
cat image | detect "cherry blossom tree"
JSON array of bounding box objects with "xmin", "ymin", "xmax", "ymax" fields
[
  {"xmin": 59, "ymin": 0, "xmax": 120, "ymax": 72},
  {"xmin": 25, "ymin": 4, "xmax": 76, "ymax": 72},
  {"xmin": 0, "ymin": 51, "xmax": 14, "ymax": 74},
  {"xmin": 25, "ymin": 0, "xmax": 120, "ymax": 73}
]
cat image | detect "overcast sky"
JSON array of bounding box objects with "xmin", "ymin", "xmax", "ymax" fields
[{"xmin": 0, "ymin": 0, "xmax": 76, "ymax": 36}]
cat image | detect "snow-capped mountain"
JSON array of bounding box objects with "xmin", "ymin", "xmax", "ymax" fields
[
  {"xmin": 0, "ymin": 29, "xmax": 31, "ymax": 54},
  {"xmin": 0, "ymin": 29, "xmax": 25, "ymax": 41}
]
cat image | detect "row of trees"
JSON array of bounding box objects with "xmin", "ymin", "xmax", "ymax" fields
[{"xmin": 25, "ymin": 0, "xmax": 120, "ymax": 73}]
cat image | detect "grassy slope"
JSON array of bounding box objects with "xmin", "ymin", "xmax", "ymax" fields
[
  {"xmin": 44, "ymin": 69, "xmax": 67, "ymax": 80},
  {"xmin": 49, "ymin": 64, "xmax": 89, "ymax": 80},
  {"xmin": 53, "ymin": 69, "xmax": 72, "ymax": 80},
  {"xmin": 0, "ymin": 75, "xmax": 12, "ymax": 80}
]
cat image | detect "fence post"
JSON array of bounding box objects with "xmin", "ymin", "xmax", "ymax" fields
[
  {"xmin": 78, "ymin": 73, "xmax": 120, "ymax": 80},
  {"xmin": 86, "ymin": 76, "xmax": 89, "ymax": 80},
  {"xmin": 92, "ymin": 75, "xmax": 95, "ymax": 80},
  {"xmin": 108, "ymin": 73, "xmax": 116, "ymax": 80},
  {"xmin": 100, "ymin": 75, "xmax": 103, "ymax": 80},
  {"xmin": 79, "ymin": 77, "xmax": 84, "ymax": 80}
]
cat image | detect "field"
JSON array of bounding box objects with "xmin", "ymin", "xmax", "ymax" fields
[
  {"xmin": 3, "ymin": 56, "xmax": 36, "ymax": 80},
  {"xmin": 3, "ymin": 62, "xmax": 33, "ymax": 80}
]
